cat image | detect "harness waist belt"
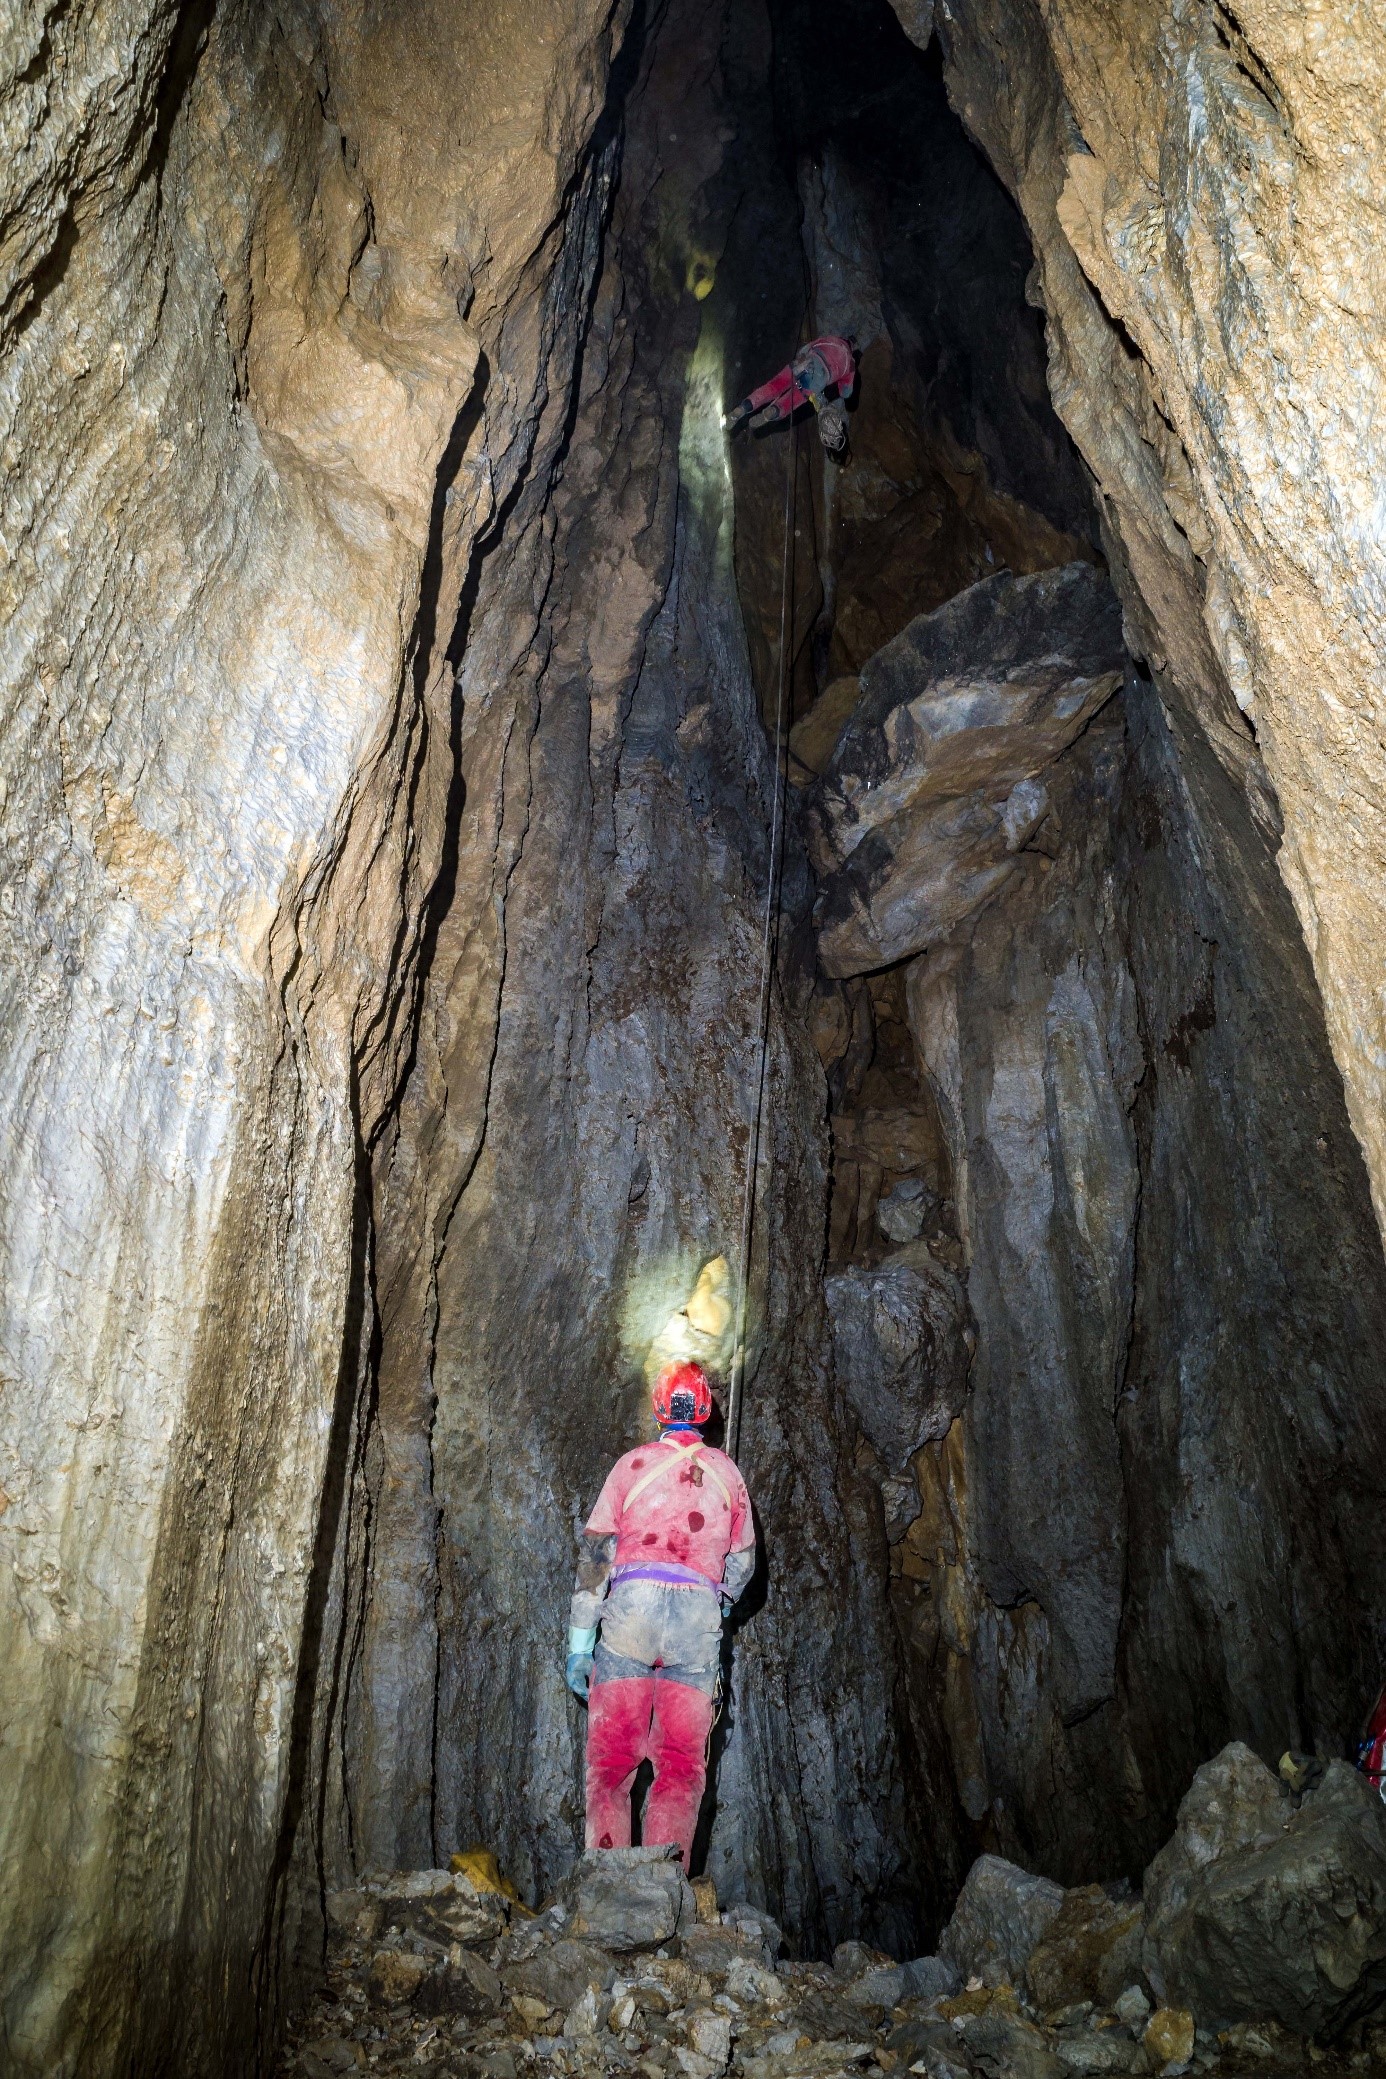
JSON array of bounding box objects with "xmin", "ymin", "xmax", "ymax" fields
[{"xmin": 611, "ymin": 1562, "xmax": 720, "ymax": 1594}]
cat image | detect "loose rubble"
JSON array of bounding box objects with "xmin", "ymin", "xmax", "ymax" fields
[{"xmin": 281, "ymin": 1758, "xmax": 1386, "ymax": 2079}]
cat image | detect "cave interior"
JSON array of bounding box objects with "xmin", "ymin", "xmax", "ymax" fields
[{"xmin": 1, "ymin": 0, "xmax": 1385, "ymax": 2072}]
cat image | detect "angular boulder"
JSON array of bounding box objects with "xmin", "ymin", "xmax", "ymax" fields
[
  {"xmin": 1143, "ymin": 1755, "xmax": 1386, "ymax": 2037},
  {"xmin": 952, "ymin": 2003, "xmax": 1065, "ymax": 2079},
  {"xmin": 562, "ymin": 1844, "xmax": 697, "ymax": 1952},
  {"xmin": 1142, "ymin": 2008, "xmax": 1195, "ymax": 2067},
  {"xmin": 1143, "ymin": 1741, "xmax": 1290, "ymax": 1960},
  {"xmin": 502, "ymin": 1937, "xmax": 618, "ymax": 2013},
  {"xmin": 940, "ymin": 1855, "xmax": 1066, "ymax": 1988},
  {"xmin": 825, "ymin": 1243, "xmax": 971, "ymax": 1472},
  {"xmin": 367, "ymin": 1945, "xmax": 434, "ymax": 2006},
  {"xmin": 1025, "ymin": 1885, "xmax": 1144, "ymax": 2012},
  {"xmin": 1051, "ymin": 2033, "xmax": 1139, "ymax": 2074},
  {"xmin": 724, "ymin": 1954, "xmax": 787, "ymax": 2007},
  {"xmin": 368, "ymin": 1867, "xmax": 508, "ymax": 1949},
  {"xmin": 884, "ymin": 2012, "xmax": 973, "ymax": 2079},
  {"xmin": 563, "ymin": 1984, "xmax": 613, "ymax": 2039},
  {"xmin": 721, "ymin": 1900, "xmax": 785, "ymax": 1959},
  {"xmin": 833, "ymin": 1939, "xmax": 893, "ymax": 1978},
  {"xmin": 811, "ymin": 563, "xmax": 1123, "ymax": 975},
  {"xmin": 681, "ymin": 1922, "xmax": 775, "ymax": 1982}
]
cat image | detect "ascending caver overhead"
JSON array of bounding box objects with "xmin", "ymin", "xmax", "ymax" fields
[
  {"xmin": 724, "ymin": 333, "xmax": 858, "ymax": 456},
  {"xmin": 566, "ymin": 1360, "xmax": 755, "ymax": 1868}
]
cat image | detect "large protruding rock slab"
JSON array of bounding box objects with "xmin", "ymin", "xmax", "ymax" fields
[
  {"xmin": 1143, "ymin": 1748, "xmax": 1386, "ymax": 2037},
  {"xmin": 812, "ymin": 564, "xmax": 1123, "ymax": 974}
]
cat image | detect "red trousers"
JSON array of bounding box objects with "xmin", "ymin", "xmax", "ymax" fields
[{"xmin": 585, "ymin": 1676, "xmax": 716, "ymax": 1866}]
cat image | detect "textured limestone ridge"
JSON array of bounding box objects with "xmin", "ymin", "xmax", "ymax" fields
[
  {"xmin": 905, "ymin": 0, "xmax": 1386, "ymax": 1247},
  {"xmin": 0, "ymin": 1, "xmax": 630, "ymax": 2071}
]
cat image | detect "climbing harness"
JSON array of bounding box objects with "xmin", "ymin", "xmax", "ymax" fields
[
  {"xmin": 727, "ymin": 403, "xmax": 799, "ymax": 1462},
  {"xmin": 622, "ymin": 1436, "xmax": 734, "ymax": 1514}
]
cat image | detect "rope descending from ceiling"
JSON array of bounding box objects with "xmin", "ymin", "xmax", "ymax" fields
[{"xmin": 727, "ymin": 406, "xmax": 799, "ymax": 1463}]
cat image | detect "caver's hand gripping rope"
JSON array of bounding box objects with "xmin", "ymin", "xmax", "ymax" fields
[{"xmin": 727, "ymin": 403, "xmax": 799, "ymax": 1463}]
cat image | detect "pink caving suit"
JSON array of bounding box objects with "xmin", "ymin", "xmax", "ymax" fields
[
  {"xmin": 570, "ymin": 1432, "xmax": 755, "ymax": 1866},
  {"xmin": 726, "ymin": 334, "xmax": 857, "ymax": 433}
]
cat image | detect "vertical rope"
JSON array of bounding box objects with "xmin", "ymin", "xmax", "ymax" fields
[{"xmin": 727, "ymin": 408, "xmax": 798, "ymax": 1463}]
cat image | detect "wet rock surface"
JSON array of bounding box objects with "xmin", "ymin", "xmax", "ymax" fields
[
  {"xmin": 908, "ymin": 0, "xmax": 1386, "ymax": 1257},
  {"xmin": 0, "ymin": 0, "xmax": 650, "ymax": 2070},
  {"xmin": 10, "ymin": 0, "xmax": 1386, "ymax": 2068},
  {"xmin": 892, "ymin": 676, "xmax": 1386, "ymax": 1883},
  {"xmin": 336, "ymin": 0, "xmax": 935, "ymax": 1964},
  {"xmin": 283, "ymin": 1838, "xmax": 1386, "ymax": 2079}
]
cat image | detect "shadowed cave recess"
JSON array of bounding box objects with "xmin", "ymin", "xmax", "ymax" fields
[{"xmin": 2, "ymin": 0, "xmax": 1386, "ymax": 2073}]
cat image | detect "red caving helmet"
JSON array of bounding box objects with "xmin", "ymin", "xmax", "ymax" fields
[{"xmin": 652, "ymin": 1360, "xmax": 713, "ymax": 1428}]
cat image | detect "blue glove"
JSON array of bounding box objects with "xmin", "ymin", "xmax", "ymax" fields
[{"xmin": 566, "ymin": 1625, "xmax": 596, "ymax": 1700}]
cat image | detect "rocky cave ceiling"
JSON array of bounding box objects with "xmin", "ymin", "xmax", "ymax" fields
[{"xmin": 1, "ymin": 0, "xmax": 1384, "ymax": 2074}]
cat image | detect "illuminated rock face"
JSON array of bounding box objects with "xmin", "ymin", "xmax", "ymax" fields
[{"xmin": 0, "ymin": 1, "xmax": 633, "ymax": 2071}]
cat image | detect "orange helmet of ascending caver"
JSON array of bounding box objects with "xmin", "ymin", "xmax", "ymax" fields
[{"xmin": 652, "ymin": 1360, "xmax": 713, "ymax": 1428}]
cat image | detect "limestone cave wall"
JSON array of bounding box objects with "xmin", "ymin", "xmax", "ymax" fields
[
  {"xmin": 0, "ymin": 0, "xmax": 634, "ymax": 2070},
  {"xmin": 761, "ymin": 0, "xmax": 1386, "ymax": 1906},
  {"xmin": 326, "ymin": 0, "xmax": 936, "ymax": 1969},
  {"xmin": 906, "ymin": 0, "xmax": 1386, "ymax": 1241}
]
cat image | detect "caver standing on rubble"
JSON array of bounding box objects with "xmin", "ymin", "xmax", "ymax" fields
[{"xmin": 565, "ymin": 1360, "xmax": 755, "ymax": 1868}]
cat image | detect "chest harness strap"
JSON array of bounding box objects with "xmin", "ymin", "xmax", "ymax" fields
[{"xmin": 622, "ymin": 1439, "xmax": 733, "ymax": 1514}]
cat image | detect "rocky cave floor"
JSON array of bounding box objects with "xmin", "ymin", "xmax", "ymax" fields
[{"xmin": 279, "ymin": 1751, "xmax": 1386, "ymax": 2079}]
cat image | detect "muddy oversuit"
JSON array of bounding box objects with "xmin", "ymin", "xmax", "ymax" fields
[{"xmin": 569, "ymin": 1428, "xmax": 755, "ymax": 1866}]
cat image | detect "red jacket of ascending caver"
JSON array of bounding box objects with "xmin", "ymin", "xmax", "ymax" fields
[
  {"xmin": 569, "ymin": 1433, "xmax": 755, "ymax": 1635},
  {"xmin": 728, "ymin": 334, "xmax": 857, "ymax": 432}
]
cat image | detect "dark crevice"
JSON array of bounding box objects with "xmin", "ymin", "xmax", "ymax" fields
[
  {"xmin": 3, "ymin": 203, "xmax": 80, "ymax": 344},
  {"xmin": 250, "ymin": 1070, "xmax": 376, "ymax": 2074},
  {"xmin": 141, "ymin": 0, "xmax": 218, "ymax": 207}
]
